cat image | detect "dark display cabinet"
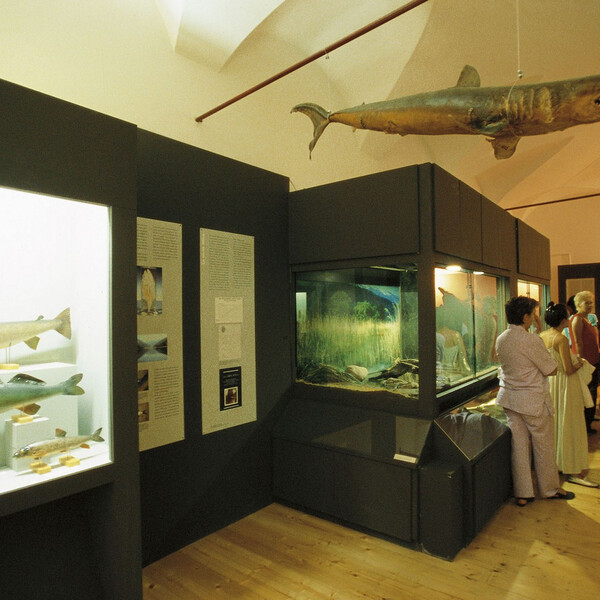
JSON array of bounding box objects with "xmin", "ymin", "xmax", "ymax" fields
[
  {"xmin": 0, "ymin": 78, "xmax": 141, "ymax": 599},
  {"xmin": 274, "ymin": 164, "xmax": 550, "ymax": 560}
]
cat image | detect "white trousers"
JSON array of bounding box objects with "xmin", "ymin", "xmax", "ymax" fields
[{"xmin": 504, "ymin": 407, "xmax": 559, "ymax": 498}]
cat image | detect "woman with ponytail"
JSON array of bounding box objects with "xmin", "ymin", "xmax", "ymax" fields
[{"xmin": 540, "ymin": 302, "xmax": 598, "ymax": 487}]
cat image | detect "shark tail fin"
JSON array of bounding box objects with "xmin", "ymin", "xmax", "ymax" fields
[
  {"xmin": 291, "ymin": 103, "xmax": 331, "ymax": 158},
  {"xmin": 54, "ymin": 308, "xmax": 71, "ymax": 339}
]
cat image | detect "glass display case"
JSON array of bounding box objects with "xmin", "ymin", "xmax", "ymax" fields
[
  {"xmin": 0, "ymin": 186, "xmax": 112, "ymax": 495},
  {"xmin": 435, "ymin": 266, "xmax": 508, "ymax": 394},
  {"xmin": 295, "ymin": 265, "xmax": 418, "ymax": 399},
  {"xmin": 517, "ymin": 279, "xmax": 542, "ymax": 302}
]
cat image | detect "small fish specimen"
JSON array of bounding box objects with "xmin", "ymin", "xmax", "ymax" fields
[
  {"xmin": 292, "ymin": 65, "xmax": 600, "ymax": 159},
  {"xmin": 0, "ymin": 372, "xmax": 84, "ymax": 415},
  {"xmin": 13, "ymin": 427, "xmax": 104, "ymax": 459},
  {"xmin": 0, "ymin": 308, "xmax": 71, "ymax": 350}
]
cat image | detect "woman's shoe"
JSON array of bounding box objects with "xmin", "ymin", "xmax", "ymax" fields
[
  {"xmin": 566, "ymin": 475, "xmax": 599, "ymax": 488},
  {"xmin": 547, "ymin": 490, "xmax": 575, "ymax": 500},
  {"xmin": 515, "ymin": 497, "xmax": 535, "ymax": 507}
]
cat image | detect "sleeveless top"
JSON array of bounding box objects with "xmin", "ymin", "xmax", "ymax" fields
[{"xmin": 571, "ymin": 316, "xmax": 600, "ymax": 365}]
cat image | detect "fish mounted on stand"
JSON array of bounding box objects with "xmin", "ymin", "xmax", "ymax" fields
[
  {"xmin": 13, "ymin": 427, "xmax": 104, "ymax": 459},
  {"xmin": 0, "ymin": 372, "xmax": 84, "ymax": 415},
  {"xmin": 292, "ymin": 65, "xmax": 600, "ymax": 159},
  {"xmin": 0, "ymin": 308, "xmax": 71, "ymax": 350}
]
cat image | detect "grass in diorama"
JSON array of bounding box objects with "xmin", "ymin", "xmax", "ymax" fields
[{"xmin": 297, "ymin": 305, "xmax": 401, "ymax": 372}]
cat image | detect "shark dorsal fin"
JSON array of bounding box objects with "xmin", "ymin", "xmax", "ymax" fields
[
  {"xmin": 456, "ymin": 65, "xmax": 480, "ymax": 88},
  {"xmin": 56, "ymin": 429, "xmax": 67, "ymax": 437}
]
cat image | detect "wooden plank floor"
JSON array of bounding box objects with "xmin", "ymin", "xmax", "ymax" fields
[{"xmin": 144, "ymin": 428, "xmax": 600, "ymax": 600}]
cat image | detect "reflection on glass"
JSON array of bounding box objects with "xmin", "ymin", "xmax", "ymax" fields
[
  {"xmin": 518, "ymin": 280, "xmax": 549, "ymax": 332},
  {"xmin": 295, "ymin": 265, "xmax": 418, "ymax": 398},
  {"xmin": 517, "ymin": 280, "xmax": 541, "ymax": 301},
  {"xmin": 435, "ymin": 267, "xmax": 506, "ymax": 393}
]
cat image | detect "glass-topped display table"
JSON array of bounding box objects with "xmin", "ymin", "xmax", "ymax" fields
[
  {"xmin": 273, "ymin": 388, "xmax": 511, "ymax": 559},
  {"xmin": 273, "ymin": 397, "xmax": 431, "ymax": 544}
]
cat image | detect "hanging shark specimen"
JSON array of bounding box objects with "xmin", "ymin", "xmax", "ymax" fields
[{"xmin": 292, "ymin": 65, "xmax": 600, "ymax": 159}]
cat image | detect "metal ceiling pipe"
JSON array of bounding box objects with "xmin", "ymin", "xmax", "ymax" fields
[{"xmin": 195, "ymin": 0, "xmax": 429, "ymax": 122}]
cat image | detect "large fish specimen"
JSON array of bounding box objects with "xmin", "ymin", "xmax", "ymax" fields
[
  {"xmin": 0, "ymin": 372, "xmax": 84, "ymax": 415},
  {"xmin": 292, "ymin": 65, "xmax": 600, "ymax": 159},
  {"xmin": 0, "ymin": 307, "xmax": 71, "ymax": 350},
  {"xmin": 13, "ymin": 427, "xmax": 104, "ymax": 459}
]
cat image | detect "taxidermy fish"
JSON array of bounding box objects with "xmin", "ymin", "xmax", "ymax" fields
[
  {"xmin": 13, "ymin": 427, "xmax": 104, "ymax": 459},
  {"xmin": 0, "ymin": 308, "xmax": 71, "ymax": 350},
  {"xmin": 292, "ymin": 65, "xmax": 600, "ymax": 159},
  {"xmin": 0, "ymin": 372, "xmax": 84, "ymax": 415}
]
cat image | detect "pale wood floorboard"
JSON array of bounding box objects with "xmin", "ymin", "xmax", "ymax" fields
[{"xmin": 144, "ymin": 428, "xmax": 600, "ymax": 599}]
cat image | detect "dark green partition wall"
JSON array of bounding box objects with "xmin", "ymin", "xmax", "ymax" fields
[{"xmin": 136, "ymin": 130, "xmax": 291, "ymax": 566}]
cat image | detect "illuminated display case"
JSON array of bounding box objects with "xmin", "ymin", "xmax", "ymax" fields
[
  {"xmin": 295, "ymin": 265, "xmax": 418, "ymax": 399},
  {"xmin": 435, "ymin": 266, "xmax": 508, "ymax": 395},
  {"xmin": 293, "ymin": 263, "xmax": 509, "ymax": 407},
  {"xmin": 0, "ymin": 186, "xmax": 112, "ymax": 495}
]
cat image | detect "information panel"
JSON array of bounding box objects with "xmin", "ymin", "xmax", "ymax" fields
[
  {"xmin": 200, "ymin": 228, "xmax": 257, "ymax": 434},
  {"xmin": 136, "ymin": 217, "xmax": 184, "ymax": 451}
]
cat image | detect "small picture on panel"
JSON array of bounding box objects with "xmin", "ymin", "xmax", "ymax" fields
[
  {"xmin": 223, "ymin": 386, "xmax": 239, "ymax": 407},
  {"xmin": 137, "ymin": 369, "xmax": 149, "ymax": 392},
  {"xmin": 219, "ymin": 366, "xmax": 242, "ymax": 411},
  {"xmin": 137, "ymin": 334, "xmax": 168, "ymax": 362},
  {"xmin": 138, "ymin": 401, "xmax": 150, "ymax": 423},
  {"xmin": 137, "ymin": 266, "xmax": 163, "ymax": 315}
]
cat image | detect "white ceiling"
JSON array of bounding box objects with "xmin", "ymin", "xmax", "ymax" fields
[{"xmin": 156, "ymin": 0, "xmax": 600, "ymax": 210}]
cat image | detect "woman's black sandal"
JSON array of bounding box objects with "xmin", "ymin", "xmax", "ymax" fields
[
  {"xmin": 547, "ymin": 490, "xmax": 575, "ymax": 500},
  {"xmin": 515, "ymin": 497, "xmax": 535, "ymax": 507}
]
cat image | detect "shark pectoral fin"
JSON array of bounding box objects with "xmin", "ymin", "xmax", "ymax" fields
[
  {"xmin": 488, "ymin": 135, "xmax": 521, "ymax": 159},
  {"xmin": 456, "ymin": 65, "xmax": 481, "ymax": 88},
  {"xmin": 24, "ymin": 336, "xmax": 40, "ymax": 350},
  {"xmin": 21, "ymin": 403, "xmax": 41, "ymax": 415},
  {"xmin": 81, "ymin": 443, "xmax": 90, "ymax": 449}
]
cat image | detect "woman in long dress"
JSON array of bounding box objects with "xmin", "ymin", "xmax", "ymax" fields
[
  {"xmin": 570, "ymin": 290, "xmax": 600, "ymax": 433},
  {"xmin": 541, "ymin": 302, "xmax": 598, "ymax": 487}
]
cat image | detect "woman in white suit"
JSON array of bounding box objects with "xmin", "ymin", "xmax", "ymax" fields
[{"xmin": 496, "ymin": 296, "xmax": 574, "ymax": 506}]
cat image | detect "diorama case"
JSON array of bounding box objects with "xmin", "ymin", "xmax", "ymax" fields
[
  {"xmin": 295, "ymin": 265, "xmax": 418, "ymax": 398},
  {"xmin": 294, "ymin": 262, "xmax": 509, "ymax": 408},
  {"xmin": 0, "ymin": 186, "xmax": 112, "ymax": 495}
]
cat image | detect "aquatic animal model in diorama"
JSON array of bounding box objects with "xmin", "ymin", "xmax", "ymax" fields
[
  {"xmin": 0, "ymin": 308, "xmax": 71, "ymax": 350},
  {"xmin": 292, "ymin": 65, "xmax": 600, "ymax": 159},
  {"xmin": 13, "ymin": 427, "xmax": 104, "ymax": 459},
  {"xmin": 0, "ymin": 373, "xmax": 84, "ymax": 415}
]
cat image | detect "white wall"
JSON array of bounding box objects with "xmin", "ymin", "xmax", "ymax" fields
[
  {"xmin": 1, "ymin": 0, "xmax": 596, "ymax": 289},
  {"xmin": 0, "ymin": 0, "xmax": 400, "ymax": 191},
  {"xmin": 511, "ymin": 198, "xmax": 600, "ymax": 302}
]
